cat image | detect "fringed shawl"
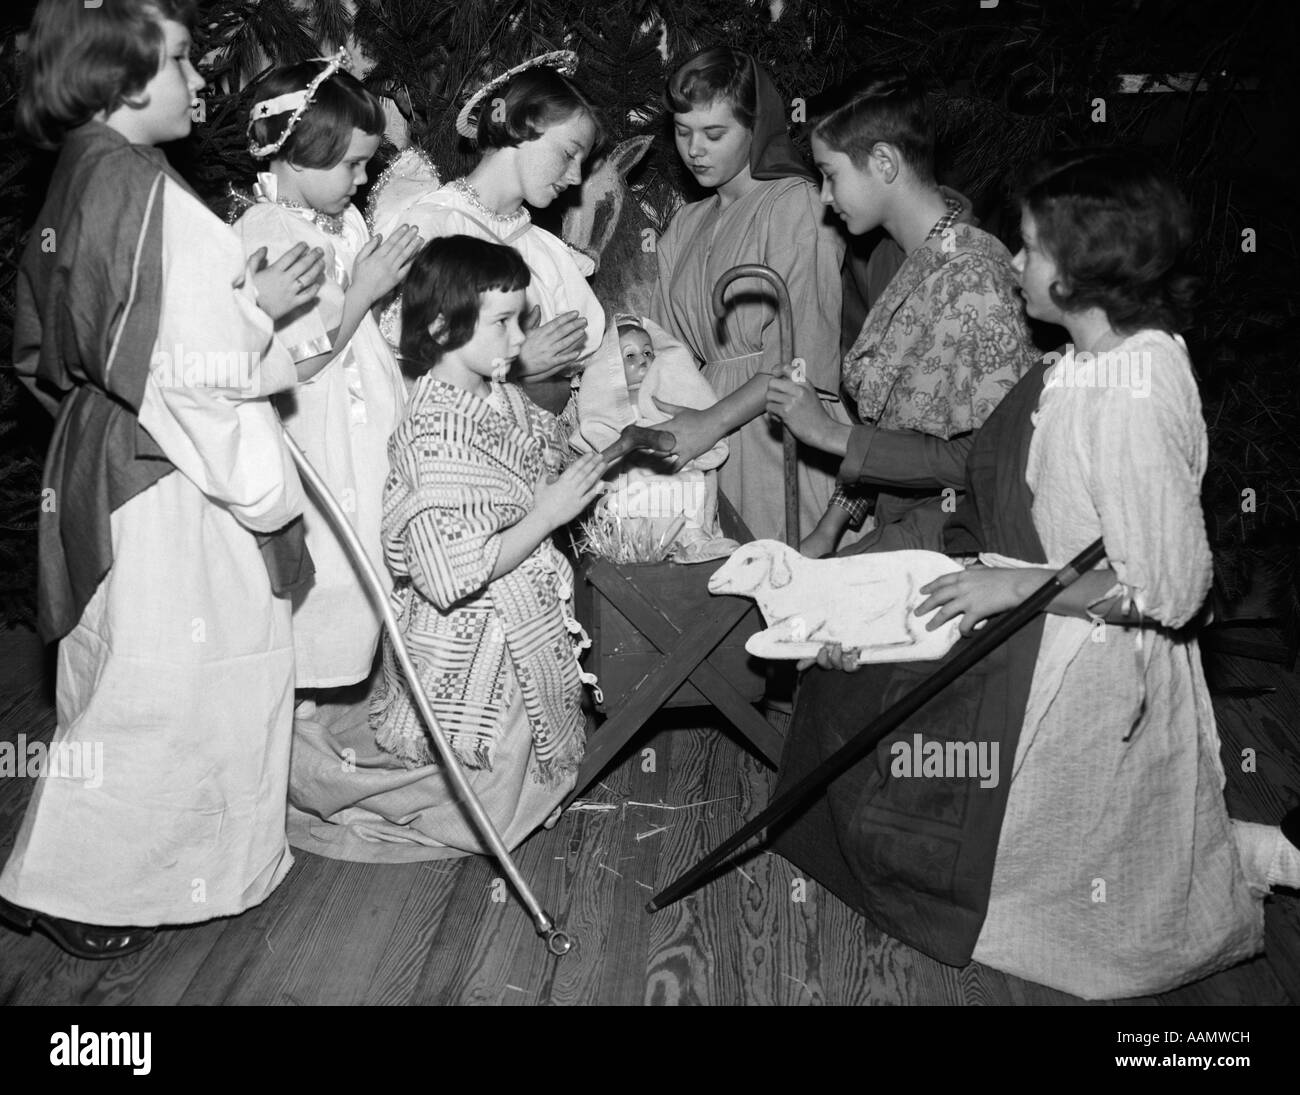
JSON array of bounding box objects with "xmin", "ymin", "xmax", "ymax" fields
[{"xmin": 372, "ymin": 378, "xmax": 586, "ymax": 784}]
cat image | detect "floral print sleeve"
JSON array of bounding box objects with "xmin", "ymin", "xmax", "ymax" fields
[{"xmin": 842, "ymin": 224, "xmax": 1037, "ymax": 440}]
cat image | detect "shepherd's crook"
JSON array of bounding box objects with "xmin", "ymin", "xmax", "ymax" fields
[
  {"xmin": 281, "ymin": 430, "xmax": 574, "ymax": 956},
  {"xmin": 712, "ymin": 265, "xmax": 800, "ymax": 548},
  {"xmin": 647, "ymin": 537, "xmax": 1108, "ymax": 912}
]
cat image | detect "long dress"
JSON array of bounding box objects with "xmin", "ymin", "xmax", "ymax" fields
[
  {"xmin": 969, "ymin": 331, "xmax": 1262, "ymax": 996},
  {"xmin": 650, "ymin": 176, "xmax": 849, "ymax": 543},
  {"xmin": 1, "ymin": 126, "xmax": 306, "ymax": 925},
  {"xmin": 233, "ymin": 175, "xmax": 407, "ymax": 688},
  {"xmin": 774, "ymin": 330, "xmax": 1264, "ymax": 998}
]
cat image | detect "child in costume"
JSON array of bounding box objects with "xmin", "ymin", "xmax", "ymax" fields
[
  {"xmin": 233, "ymin": 55, "xmax": 423, "ymax": 690},
  {"xmin": 650, "ymin": 47, "xmax": 855, "ymax": 546},
  {"xmin": 766, "ymin": 70, "xmax": 1037, "ymax": 557},
  {"xmin": 573, "ymin": 315, "xmax": 737, "ymax": 562},
  {"xmin": 0, "ymin": 0, "xmax": 311, "ymax": 958},
  {"xmin": 367, "ymin": 234, "xmax": 604, "ymax": 854},
  {"xmin": 777, "ymin": 148, "xmax": 1300, "ymax": 999},
  {"xmin": 368, "ymin": 51, "xmax": 605, "ymax": 418}
]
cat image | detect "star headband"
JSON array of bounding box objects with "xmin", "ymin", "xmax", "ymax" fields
[
  {"xmin": 247, "ymin": 48, "xmax": 350, "ymax": 159},
  {"xmin": 454, "ymin": 49, "xmax": 579, "ymax": 139}
]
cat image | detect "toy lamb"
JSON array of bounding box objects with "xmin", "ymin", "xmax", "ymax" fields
[{"xmin": 707, "ymin": 540, "xmax": 965, "ymax": 664}]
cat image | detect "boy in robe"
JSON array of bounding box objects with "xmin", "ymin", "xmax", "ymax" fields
[{"xmin": 765, "ymin": 71, "xmax": 1038, "ymax": 557}]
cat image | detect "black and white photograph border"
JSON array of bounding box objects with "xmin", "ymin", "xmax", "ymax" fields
[{"xmin": 0, "ymin": 0, "xmax": 1296, "ymax": 1038}]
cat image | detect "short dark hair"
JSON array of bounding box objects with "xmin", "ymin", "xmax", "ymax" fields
[
  {"xmin": 475, "ymin": 66, "xmax": 603, "ymax": 151},
  {"xmin": 18, "ymin": 0, "xmax": 199, "ymax": 149},
  {"xmin": 400, "ymin": 235, "xmax": 531, "ymax": 373},
  {"xmin": 808, "ymin": 69, "xmax": 935, "ymax": 183},
  {"xmin": 1017, "ymin": 148, "xmax": 1198, "ymax": 335},
  {"xmin": 248, "ymin": 62, "xmax": 385, "ymax": 167},
  {"xmin": 666, "ymin": 46, "xmax": 756, "ymax": 129}
]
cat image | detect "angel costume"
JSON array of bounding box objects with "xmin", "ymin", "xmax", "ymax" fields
[
  {"xmin": 572, "ymin": 316, "xmax": 737, "ymax": 562},
  {"xmin": 651, "ymin": 56, "xmax": 852, "ymax": 544},
  {"xmin": 369, "ymin": 152, "xmax": 605, "ymax": 418},
  {"xmin": 232, "ymin": 175, "xmax": 406, "ymax": 688},
  {"xmin": 775, "ymin": 333, "xmax": 1265, "ymax": 999},
  {"xmin": 2, "ymin": 123, "xmax": 308, "ymax": 925}
]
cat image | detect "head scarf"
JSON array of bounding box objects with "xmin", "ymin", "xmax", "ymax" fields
[{"xmin": 746, "ymin": 55, "xmax": 816, "ymax": 183}]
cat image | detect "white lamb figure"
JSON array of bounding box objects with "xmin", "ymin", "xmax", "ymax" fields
[{"xmin": 707, "ymin": 540, "xmax": 965, "ymax": 664}]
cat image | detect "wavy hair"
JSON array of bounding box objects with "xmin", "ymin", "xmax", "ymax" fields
[{"xmin": 1017, "ymin": 148, "xmax": 1198, "ymax": 334}]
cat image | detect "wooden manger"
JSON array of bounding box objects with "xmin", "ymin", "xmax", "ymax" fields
[
  {"xmin": 566, "ymin": 494, "xmax": 784, "ymax": 804},
  {"xmin": 565, "ymin": 262, "xmax": 799, "ymax": 803}
]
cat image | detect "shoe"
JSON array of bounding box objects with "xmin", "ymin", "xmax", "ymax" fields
[{"xmin": 0, "ymin": 895, "xmax": 155, "ymax": 960}]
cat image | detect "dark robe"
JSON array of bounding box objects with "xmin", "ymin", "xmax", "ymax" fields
[{"xmin": 769, "ymin": 361, "xmax": 1051, "ymax": 966}]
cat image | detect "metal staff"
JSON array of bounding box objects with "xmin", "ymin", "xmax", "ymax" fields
[
  {"xmin": 283, "ymin": 421, "xmax": 673, "ymax": 955},
  {"xmin": 282, "ymin": 430, "xmax": 571, "ymax": 953},
  {"xmin": 647, "ymin": 536, "xmax": 1107, "ymax": 912},
  {"xmin": 711, "ymin": 265, "xmax": 800, "ymax": 548}
]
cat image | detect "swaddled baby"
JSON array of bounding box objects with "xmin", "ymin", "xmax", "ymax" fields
[{"xmin": 573, "ymin": 314, "xmax": 738, "ymax": 563}]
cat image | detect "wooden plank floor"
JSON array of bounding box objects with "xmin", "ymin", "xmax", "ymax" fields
[{"xmin": 0, "ymin": 634, "xmax": 1296, "ymax": 1005}]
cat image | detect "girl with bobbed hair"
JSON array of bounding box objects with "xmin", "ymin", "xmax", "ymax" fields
[{"xmin": 289, "ymin": 55, "xmax": 610, "ymax": 861}]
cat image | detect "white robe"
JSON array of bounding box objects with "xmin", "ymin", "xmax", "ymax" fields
[
  {"xmin": 234, "ymin": 179, "xmax": 406, "ymax": 688},
  {"xmin": 369, "ymin": 177, "xmax": 606, "ymax": 362},
  {"xmin": 971, "ymin": 331, "xmax": 1264, "ymax": 997},
  {"xmin": 0, "ymin": 177, "xmax": 305, "ymax": 926}
]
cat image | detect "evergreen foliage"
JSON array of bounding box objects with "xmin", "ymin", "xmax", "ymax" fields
[{"xmin": 0, "ymin": 0, "xmax": 1295, "ymax": 628}]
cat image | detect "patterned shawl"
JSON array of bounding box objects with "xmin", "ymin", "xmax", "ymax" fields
[
  {"xmin": 372, "ymin": 378, "xmax": 586, "ymax": 784},
  {"xmin": 841, "ymin": 222, "xmax": 1035, "ymax": 440}
]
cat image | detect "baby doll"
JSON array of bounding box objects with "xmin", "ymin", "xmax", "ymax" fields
[{"xmin": 574, "ymin": 315, "xmax": 737, "ymax": 562}]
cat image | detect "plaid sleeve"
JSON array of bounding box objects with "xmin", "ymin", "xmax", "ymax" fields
[{"xmin": 829, "ymin": 485, "xmax": 872, "ymax": 530}]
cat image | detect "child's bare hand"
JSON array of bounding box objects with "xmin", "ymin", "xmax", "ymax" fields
[
  {"xmin": 351, "ymin": 225, "xmax": 423, "ymax": 305},
  {"xmin": 651, "ymin": 399, "xmax": 719, "ymax": 469},
  {"xmin": 766, "ymin": 375, "xmax": 835, "ymax": 448},
  {"xmin": 518, "ymin": 308, "xmax": 588, "ymax": 381},
  {"xmin": 534, "ymin": 452, "xmax": 604, "ymax": 529},
  {"xmin": 246, "ymin": 243, "xmax": 325, "ymax": 320},
  {"xmin": 795, "ymin": 642, "xmax": 861, "ymax": 673},
  {"xmin": 915, "ymin": 566, "xmax": 1030, "ymax": 635}
]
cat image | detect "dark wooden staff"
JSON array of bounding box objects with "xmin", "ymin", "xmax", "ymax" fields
[
  {"xmin": 711, "ymin": 265, "xmax": 800, "ymax": 548},
  {"xmin": 647, "ymin": 536, "xmax": 1107, "ymax": 912}
]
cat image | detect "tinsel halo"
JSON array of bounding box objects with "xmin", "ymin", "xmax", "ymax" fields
[{"xmin": 455, "ymin": 49, "xmax": 579, "ymax": 140}]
